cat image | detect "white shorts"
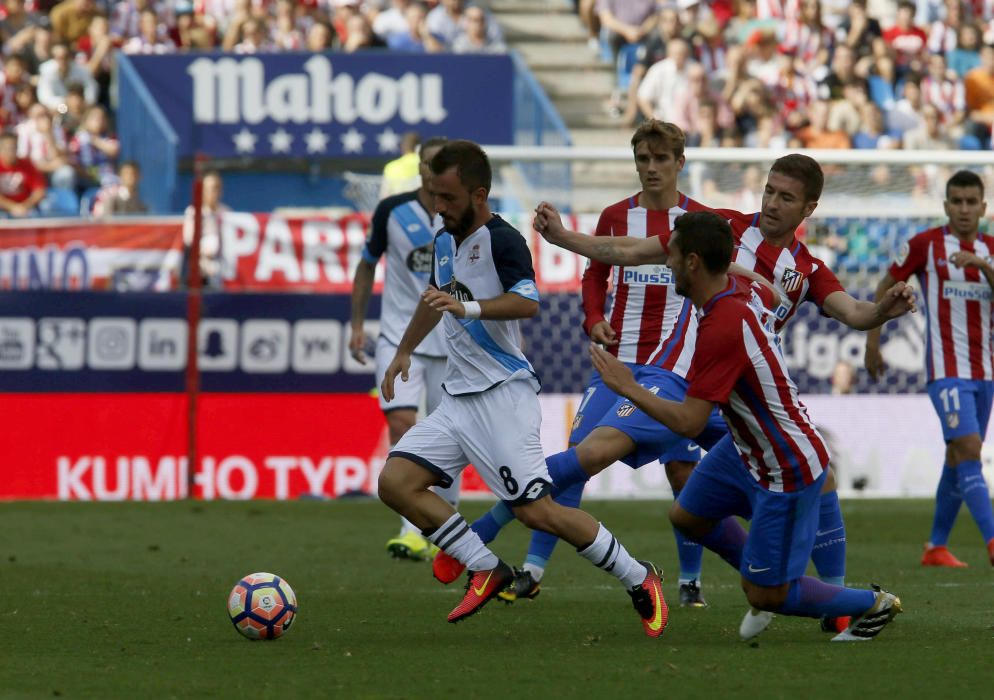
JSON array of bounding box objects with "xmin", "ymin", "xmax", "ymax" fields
[
  {"xmin": 390, "ymin": 380, "xmax": 552, "ymax": 504},
  {"xmin": 375, "ymin": 336, "xmax": 446, "ymax": 414}
]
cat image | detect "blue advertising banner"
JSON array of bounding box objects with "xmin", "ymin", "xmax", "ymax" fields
[
  {"xmin": 0, "ymin": 291, "xmax": 381, "ymax": 393},
  {"xmin": 124, "ymin": 52, "xmax": 514, "ymax": 159}
]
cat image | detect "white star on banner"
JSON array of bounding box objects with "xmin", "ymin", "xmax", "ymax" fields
[
  {"xmin": 232, "ymin": 128, "xmax": 257, "ymax": 154},
  {"xmin": 341, "ymin": 127, "xmax": 365, "ymax": 154},
  {"xmin": 269, "ymin": 128, "xmax": 293, "ymax": 154},
  {"xmin": 376, "ymin": 128, "xmax": 401, "ymax": 154},
  {"xmin": 305, "ymin": 128, "xmax": 329, "ymax": 154}
]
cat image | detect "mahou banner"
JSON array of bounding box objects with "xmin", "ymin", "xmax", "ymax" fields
[{"xmin": 0, "ymin": 212, "xmax": 596, "ymax": 293}]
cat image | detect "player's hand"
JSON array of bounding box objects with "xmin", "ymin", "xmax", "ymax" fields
[
  {"xmin": 381, "ymin": 353, "xmax": 411, "ymax": 403},
  {"xmin": 533, "ymin": 202, "xmax": 566, "ymax": 244},
  {"xmin": 348, "ymin": 325, "xmax": 368, "ymax": 365},
  {"xmin": 421, "ymin": 285, "xmax": 465, "ymax": 317},
  {"xmin": 864, "ymin": 342, "xmax": 886, "ymax": 380},
  {"xmin": 877, "ymin": 281, "xmax": 917, "ymax": 320},
  {"xmin": 589, "ymin": 320, "xmax": 618, "ymax": 346},
  {"xmin": 950, "ymin": 250, "xmax": 989, "ymax": 271},
  {"xmin": 589, "ymin": 343, "xmax": 637, "ymax": 396}
]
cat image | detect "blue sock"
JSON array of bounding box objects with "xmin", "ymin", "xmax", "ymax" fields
[
  {"xmin": 470, "ymin": 500, "xmax": 515, "ymax": 544},
  {"xmin": 671, "ymin": 489, "xmax": 704, "ymax": 582},
  {"xmin": 777, "ymin": 576, "xmax": 877, "ymax": 619},
  {"xmin": 955, "ymin": 459, "xmax": 994, "ymax": 542},
  {"xmin": 930, "ymin": 464, "xmax": 962, "ymax": 546},
  {"xmin": 810, "ymin": 491, "xmax": 847, "ymax": 586},
  {"xmin": 692, "ymin": 517, "xmax": 747, "ymax": 571},
  {"xmin": 524, "ymin": 482, "xmax": 585, "ymax": 571},
  {"xmin": 546, "ymin": 448, "xmax": 589, "ymax": 491}
]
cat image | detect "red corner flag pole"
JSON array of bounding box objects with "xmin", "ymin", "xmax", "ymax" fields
[{"xmin": 185, "ymin": 155, "xmax": 207, "ymax": 498}]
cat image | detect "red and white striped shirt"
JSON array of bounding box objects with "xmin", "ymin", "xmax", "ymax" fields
[
  {"xmin": 888, "ymin": 226, "xmax": 994, "ymax": 381},
  {"xmin": 581, "ymin": 192, "xmax": 708, "ymax": 370},
  {"xmin": 687, "ymin": 275, "xmax": 830, "ymax": 492},
  {"xmin": 720, "ymin": 210, "xmax": 845, "ymax": 332}
]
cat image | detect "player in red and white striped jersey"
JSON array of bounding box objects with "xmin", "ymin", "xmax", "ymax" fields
[
  {"xmin": 866, "ymin": 170, "xmax": 994, "ymax": 569},
  {"xmin": 590, "ymin": 211, "xmax": 903, "ymax": 643}
]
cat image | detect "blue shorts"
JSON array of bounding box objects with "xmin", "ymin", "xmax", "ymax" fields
[
  {"xmin": 927, "ymin": 378, "xmax": 994, "ymax": 442},
  {"xmin": 677, "ymin": 435, "xmax": 826, "ymax": 587}
]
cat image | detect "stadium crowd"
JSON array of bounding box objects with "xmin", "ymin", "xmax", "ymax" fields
[{"xmin": 592, "ymin": 0, "xmax": 994, "ymax": 151}]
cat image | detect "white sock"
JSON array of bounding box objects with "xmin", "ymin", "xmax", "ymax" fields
[
  {"xmin": 522, "ymin": 562, "xmax": 544, "ymax": 581},
  {"xmin": 425, "ymin": 513, "xmax": 499, "ymax": 571},
  {"xmin": 399, "ymin": 517, "xmax": 421, "ymax": 537},
  {"xmin": 576, "ymin": 523, "xmax": 647, "ymax": 588}
]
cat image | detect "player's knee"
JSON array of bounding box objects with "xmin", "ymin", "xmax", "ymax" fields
[
  {"xmin": 512, "ymin": 498, "xmax": 557, "ymax": 533},
  {"xmin": 949, "ymin": 434, "xmax": 982, "ymax": 463},
  {"xmin": 377, "ymin": 463, "xmax": 405, "ymax": 508},
  {"xmin": 742, "ymin": 580, "xmax": 788, "ymax": 611},
  {"xmin": 668, "ymin": 502, "xmax": 707, "ymax": 539},
  {"xmin": 664, "ymin": 460, "xmax": 695, "ymax": 492},
  {"xmin": 385, "ymin": 410, "xmax": 417, "ymax": 444}
]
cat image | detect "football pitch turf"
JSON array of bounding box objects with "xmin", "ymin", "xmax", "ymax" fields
[{"xmin": 2, "ymin": 499, "xmax": 992, "ymax": 699}]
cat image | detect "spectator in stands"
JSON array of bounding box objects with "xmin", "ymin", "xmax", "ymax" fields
[
  {"xmin": 852, "ymin": 102, "xmax": 900, "ymax": 150},
  {"xmin": 426, "ymin": 0, "xmax": 502, "ymax": 49},
  {"xmin": 595, "ymin": 0, "xmax": 656, "ymax": 64},
  {"xmin": 830, "ymin": 360, "xmax": 856, "ymax": 395},
  {"xmin": 372, "ymin": 0, "xmax": 411, "ymax": 40},
  {"xmin": 782, "ymin": 0, "xmax": 835, "ymax": 76},
  {"xmin": 183, "ymin": 169, "xmax": 229, "ymax": 288},
  {"xmin": 0, "ymin": 130, "xmax": 46, "ymax": 217},
  {"xmin": 69, "ymin": 104, "xmax": 119, "ymax": 191},
  {"xmin": 964, "ymin": 43, "xmax": 994, "ymax": 147},
  {"xmin": 19, "ymin": 23, "xmax": 53, "ymax": 77},
  {"xmin": 16, "ymin": 102, "xmax": 74, "ymax": 191},
  {"xmin": 10, "ymin": 83, "xmax": 36, "ymax": 129},
  {"xmin": 386, "ymin": 2, "xmax": 443, "ymax": 52},
  {"xmin": 926, "ymin": 0, "xmax": 961, "ymax": 55},
  {"xmin": 48, "ymin": 0, "xmax": 97, "ymax": 48},
  {"xmin": 37, "ymin": 42, "xmax": 98, "ymax": 111},
  {"xmin": 818, "ymin": 44, "xmax": 861, "ymax": 100},
  {"xmin": 948, "ymin": 23, "xmax": 982, "ymax": 78},
  {"xmin": 577, "ymin": 0, "xmax": 600, "ymax": 53},
  {"xmin": 271, "ymin": 0, "xmax": 305, "ymax": 50},
  {"xmin": 452, "ymin": 5, "xmax": 505, "ymax": 53},
  {"xmin": 835, "ymin": 0, "xmax": 882, "ymax": 58},
  {"xmin": 122, "ymin": 9, "xmax": 176, "ymax": 54},
  {"xmin": 341, "ymin": 13, "xmax": 385, "ymax": 51},
  {"xmin": 1, "ymin": 0, "xmax": 45, "ymax": 56},
  {"xmin": 77, "ymin": 15, "xmax": 116, "ymax": 107},
  {"xmin": 232, "ymin": 18, "xmax": 276, "ymax": 53},
  {"xmin": 380, "ymin": 130, "xmax": 420, "ymax": 197},
  {"xmin": 671, "ymin": 63, "xmax": 733, "ymax": 138},
  {"xmin": 883, "ymin": 1, "xmax": 928, "ymax": 71},
  {"xmin": 0, "ymin": 54, "xmax": 30, "ymax": 128},
  {"xmin": 828, "ymin": 79, "xmax": 870, "ymax": 135},
  {"xmin": 54, "ymin": 82, "xmax": 86, "ymax": 135},
  {"xmin": 743, "ymin": 28, "xmax": 780, "ymax": 86},
  {"xmin": 903, "ymin": 102, "xmax": 956, "ymax": 148},
  {"xmin": 887, "ymin": 76, "xmax": 927, "ymax": 135},
  {"xmin": 169, "ymin": 0, "xmax": 215, "ymax": 51},
  {"xmin": 305, "ymin": 21, "xmax": 334, "ymax": 51},
  {"xmin": 795, "ymin": 98, "xmax": 852, "ymax": 147},
  {"xmin": 619, "ymin": 5, "xmax": 682, "ymax": 126},
  {"xmin": 636, "ymin": 36, "xmax": 695, "ymax": 122},
  {"xmin": 868, "ymin": 52, "xmax": 901, "ymax": 113},
  {"xmin": 92, "ymin": 160, "xmax": 148, "ymax": 216}
]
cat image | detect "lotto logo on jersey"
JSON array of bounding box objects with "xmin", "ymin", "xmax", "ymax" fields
[{"xmin": 780, "ymin": 268, "xmax": 805, "ymax": 293}]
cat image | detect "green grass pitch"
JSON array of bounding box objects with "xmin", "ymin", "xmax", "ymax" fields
[{"xmin": 2, "ymin": 499, "xmax": 992, "ymax": 698}]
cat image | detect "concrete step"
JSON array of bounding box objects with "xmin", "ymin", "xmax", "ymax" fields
[
  {"xmin": 569, "ymin": 127, "xmax": 637, "ymax": 147},
  {"xmin": 514, "ymin": 41, "xmax": 607, "ymax": 70},
  {"xmin": 499, "ymin": 12, "xmax": 589, "ymax": 42},
  {"xmin": 534, "ymin": 68, "xmax": 616, "ymax": 99}
]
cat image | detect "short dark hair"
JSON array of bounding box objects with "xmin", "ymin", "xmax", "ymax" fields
[
  {"xmin": 946, "ymin": 170, "xmax": 985, "ymax": 199},
  {"xmin": 770, "ymin": 154, "xmax": 824, "ymax": 202},
  {"xmin": 671, "ymin": 211, "xmax": 734, "ymax": 274},
  {"xmin": 421, "ymin": 136, "xmax": 448, "ymax": 151},
  {"xmin": 430, "ymin": 140, "xmax": 491, "ymax": 194}
]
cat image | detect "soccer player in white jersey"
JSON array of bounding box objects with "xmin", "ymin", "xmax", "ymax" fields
[
  {"xmin": 588, "ymin": 211, "xmax": 903, "ymax": 643},
  {"xmin": 531, "ymin": 154, "xmax": 916, "ymax": 639},
  {"xmin": 377, "ymin": 141, "xmax": 669, "ymax": 635},
  {"xmin": 350, "ymin": 136, "xmax": 462, "ymax": 562},
  {"xmin": 436, "ymin": 121, "xmax": 718, "ymax": 607},
  {"xmin": 866, "ymin": 170, "xmax": 994, "ymax": 569}
]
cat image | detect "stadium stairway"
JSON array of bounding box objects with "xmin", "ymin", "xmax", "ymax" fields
[{"xmin": 485, "ymin": 0, "xmax": 642, "ymax": 211}]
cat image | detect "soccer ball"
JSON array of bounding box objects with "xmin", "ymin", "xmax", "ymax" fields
[{"xmin": 227, "ymin": 572, "xmax": 297, "ymax": 640}]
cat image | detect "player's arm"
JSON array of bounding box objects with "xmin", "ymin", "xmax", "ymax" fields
[
  {"xmin": 864, "ymin": 272, "xmax": 901, "ymax": 379},
  {"xmin": 821, "ymin": 282, "xmax": 916, "ymax": 331},
  {"xmin": 949, "ymin": 250, "xmax": 994, "ymax": 290},
  {"xmin": 380, "ymin": 294, "xmax": 443, "ymax": 403},
  {"xmin": 589, "ymin": 344, "xmax": 714, "ymax": 437},
  {"xmin": 534, "ymin": 201, "xmax": 667, "ymax": 266},
  {"xmin": 350, "ymin": 201, "xmax": 391, "ymax": 364},
  {"xmin": 422, "ymin": 286, "xmax": 539, "ymax": 320},
  {"xmin": 582, "ymin": 209, "xmax": 616, "ymax": 345},
  {"xmin": 728, "ymin": 263, "xmax": 781, "ymax": 308}
]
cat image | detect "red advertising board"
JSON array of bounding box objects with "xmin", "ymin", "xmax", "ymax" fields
[{"xmin": 1, "ymin": 393, "xmax": 491, "ymax": 501}]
